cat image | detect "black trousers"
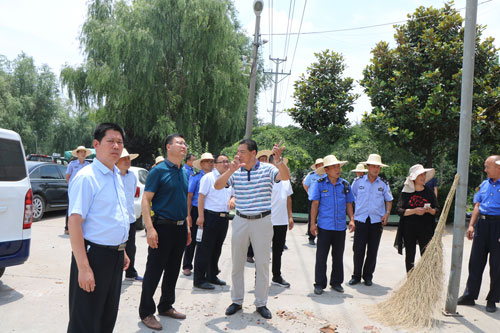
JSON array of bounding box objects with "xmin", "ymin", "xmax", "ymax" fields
[
  {"xmin": 247, "ymin": 244, "xmax": 254, "ymax": 257},
  {"xmin": 272, "ymin": 225, "xmax": 288, "ymax": 279},
  {"xmin": 463, "ymin": 217, "xmax": 500, "ymax": 302},
  {"xmin": 125, "ymin": 221, "xmax": 138, "ymax": 278},
  {"xmin": 193, "ymin": 212, "xmax": 229, "ymax": 285},
  {"xmin": 352, "ymin": 218, "xmax": 383, "ymax": 281},
  {"xmin": 182, "ymin": 206, "xmax": 198, "ymax": 270},
  {"xmin": 402, "ymin": 220, "xmax": 435, "ymax": 272},
  {"xmin": 68, "ymin": 245, "xmax": 124, "ymax": 333},
  {"xmin": 139, "ymin": 222, "xmax": 187, "ymax": 319},
  {"xmin": 314, "ymin": 227, "xmax": 346, "ymax": 288},
  {"xmin": 307, "ymin": 200, "xmax": 316, "ymax": 241}
]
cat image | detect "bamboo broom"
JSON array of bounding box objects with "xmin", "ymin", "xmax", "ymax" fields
[{"xmin": 368, "ymin": 174, "xmax": 460, "ymax": 329}]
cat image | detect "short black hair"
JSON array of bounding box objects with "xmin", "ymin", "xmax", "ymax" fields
[
  {"xmin": 238, "ymin": 138, "xmax": 258, "ymax": 153},
  {"xmin": 268, "ymin": 154, "xmax": 275, "ymax": 164},
  {"xmin": 185, "ymin": 153, "xmax": 195, "ymax": 162},
  {"xmin": 94, "ymin": 123, "xmax": 125, "ymax": 143},
  {"xmin": 215, "ymin": 154, "xmax": 229, "ymax": 163},
  {"xmin": 164, "ymin": 133, "xmax": 185, "ymax": 150}
]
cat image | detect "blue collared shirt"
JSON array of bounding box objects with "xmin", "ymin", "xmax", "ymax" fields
[
  {"xmin": 184, "ymin": 164, "xmax": 195, "ymax": 180},
  {"xmin": 68, "ymin": 158, "xmax": 129, "ymax": 246},
  {"xmin": 304, "ymin": 171, "xmax": 327, "ymax": 190},
  {"xmin": 474, "ymin": 178, "xmax": 500, "ymax": 215},
  {"xmin": 145, "ymin": 159, "xmax": 188, "ymax": 220},
  {"xmin": 351, "ymin": 175, "xmax": 393, "ymax": 223},
  {"xmin": 309, "ymin": 177, "xmax": 355, "ymax": 231},
  {"xmin": 66, "ymin": 159, "xmax": 90, "ymax": 183},
  {"xmin": 120, "ymin": 170, "xmax": 137, "ymax": 223},
  {"xmin": 188, "ymin": 170, "xmax": 206, "ymax": 207}
]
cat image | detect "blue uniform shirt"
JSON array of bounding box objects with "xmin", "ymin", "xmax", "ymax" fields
[
  {"xmin": 304, "ymin": 171, "xmax": 327, "ymax": 189},
  {"xmin": 68, "ymin": 158, "xmax": 129, "ymax": 246},
  {"xmin": 188, "ymin": 170, "xmax": 206, "ymax": 207},
  {"xmin": 309, "ymin": 177, "xmax": 355, "ymax": 231},
  {"xmin": 352, "ymin": 175, "xmax": 393, "ymax": 223},
  {"xmin": 184, "ymin": 164, "xmax": 195, "ymax": 181},
  {"xmin": 120, "ymin": 170, "xmax": 137, "ymax": 223},
  {"xmin": 66, "ymin": 159, "xmax": 90, "ymax": 183},
  {"xmin": 145, "ymin": 159, "xmax": 188, "ymax": 220},
  {"xmin": 474, "ymin": 178, "xmax": 500, "ymax": 215}
]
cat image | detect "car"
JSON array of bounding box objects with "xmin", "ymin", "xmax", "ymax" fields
[
  {"xmin": 27, "ymin": 161, "xmax": 68, "ymax": 221},
  {"xmin": 129, "ymin": 166, "xmax": 148, "ymax": 230},
  {"xmin": 26, "ymin": 154, "xmax": 68, "ymax": 165},
  {"xmin": 0, "ymin": 128, "xmax": 32, "ymax": 279}
]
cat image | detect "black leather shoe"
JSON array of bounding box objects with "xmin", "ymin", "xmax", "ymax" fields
[
  {"xmin": 210, "ymin": 278, "xmax": 226, "ymax": 286},
  {"xmin": 457, "ymin": 295, "xmax": 475, "ymax": 306},
  {"xmin": 194, "ymin": 282, "xmax": 215, "ymax": 290},
  {"xmin": 314, "ymin": 287, "xmax": 323, "ymax": 295},
  {"xmin": 256, "ymin": 306, "xmax": 272, "ymax": 319},
  {"xmin": 308, "ymin": 239, "xmax": 316, "ymax": 246},
  {"xmin": 331, "ymin": 284, "xmax": 344, "ymax": 293},
  {"xmin": 486, "ymin": 301, "xmax": 497, "ymax": 313},
  {"xmin": 225, "ymin": 303, "xmax": 242, "ymax": 316},
  {"xmin": 348, "ymin": 278, "xmax": 360, "ymax": 285},
  {"xmin": 364, "ymin": 280, "xmax": 373, "ymax": 286}
]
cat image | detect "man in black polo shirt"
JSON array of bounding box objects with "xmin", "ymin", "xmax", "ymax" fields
[{"xmin": 138, "ymin": 134, "xmax": 192, "ymax": 331}]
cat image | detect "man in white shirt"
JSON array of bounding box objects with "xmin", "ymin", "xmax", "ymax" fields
[
  {"xmin": 193, "ymin": 154, "xmax": 233, "ymax": 289},
  {"xmin": 269, "ymin": 154, "xmax": 294, "ymax": 288}
]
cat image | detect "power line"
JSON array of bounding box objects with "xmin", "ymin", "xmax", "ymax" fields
[{"xmin": 283, "ymin": 0, "xmax": 296, "ymax": 61}]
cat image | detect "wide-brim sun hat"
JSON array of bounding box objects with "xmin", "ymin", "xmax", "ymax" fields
[
  {"xmin": 310, "ymin": 158, "xmax": 324, "ymax": 170},
  {"xmin": 193, "ymin": 152, "xmax": 214, "ymax": 170},
  {"xmin": 362, "ymin": 154, "xmax": 388, "ymax": 167},
  {"xmin": 351, "ymin": 163, "xmax": 368, "ymax": 173},
  {"xmin": 402, "ymin": 164, "xmax": 435, "ymax": 193},
  {"xmin": 71, "ymin": 146, "xmax": 92, "ymax": 158},
  {"xmin": 256, "ymin": 150, "xmax": 273, "ymax": 160},
  {"xmin": 153, "ymin": 156, "xmax": 164, "ymax": 167},
  {"xmin": 119, "ymin": 148, "xmax": 138, "ymax": 161},
  {"xmin": 315, "ymin": 155, "xmax": 348, "ymax": 175}
]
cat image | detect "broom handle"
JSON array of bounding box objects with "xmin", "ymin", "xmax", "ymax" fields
[{"xmin": 435, "ymin": 174, "xmax": 460, "ymax": 236}]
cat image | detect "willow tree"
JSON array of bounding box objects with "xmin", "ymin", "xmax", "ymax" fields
[{"xmin": 61, "ymin": 0, "xmax": 255, "ymax": 154}]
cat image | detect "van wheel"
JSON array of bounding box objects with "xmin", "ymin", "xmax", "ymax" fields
[
  {"xmin": 0, "ymin": 267, "xmax": 5, "ymax": 278},
  {"xmin": 32, "ymin": 194, "xmax": 45, "ymax": 222},
  {"xmin": 135, "ymin": 216, "xmax": 145, "ymax": 230}
]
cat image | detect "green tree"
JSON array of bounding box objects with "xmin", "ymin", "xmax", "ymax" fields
[
  {"xmin": 361, "ymin": 2, "xmax": 500, "ymax": 165},
  {"xmin": 61, "ymin": 0, "xmax": 263, "ymax": 161},
  {"xmin": 286, "ymin": 50, "xmax": 359, "ymax": 142}
]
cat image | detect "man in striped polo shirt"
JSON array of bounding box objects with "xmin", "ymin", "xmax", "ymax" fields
[{"xmin": 214, "ymin": 139, "xmax": 290, "ymax": 320}]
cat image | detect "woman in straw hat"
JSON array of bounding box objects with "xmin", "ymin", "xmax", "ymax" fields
[
  {"xmin": 395, "ymin": 164, "xmax": 439, "ymax": 272},
  {"xmin": 350, "ymin": 163, "xmax": 368, "ymax": 179}
]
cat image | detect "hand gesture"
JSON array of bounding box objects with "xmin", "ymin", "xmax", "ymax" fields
[
  {"xmin": 288, "ymin": 217, "xmax": 294, "ymax": 230},
  {"xmin": 466, "ymin": 225, "xmax": 474, "ymax": 240},
  {"xmin": 272, "ymin": 140, "xmax": 286, "ymax": 162},
  {"xmin": 230, "ymin": 155, "xmax": 245, "ymax": 172},
  {"xmin": 414, "ymin": 207, "xmax": 426, "ymax": 216},
  {"xmin": 78, "ymin": 266, "xmax": 95, "ymax": 293},
  {"xmin": 228, "ymin": 197, "xmax": 236, "ymax": 210},
  {"xmin": 147, "ymin": 227, "xmax": 159, "ymax": 249},
  {"xmin": 310, "ymin": 223, "xmax": 318, "ymax": 237},
  {"xmin": 123, "ymin": 252, "xmax": 130, "ymax": 271},
  {"xmin": 196, "ymin": 216, "xmax": 204, "ymax": 228},
  {"xmin": 348, "ymin": 220, "xmax": 355, "ymax": 232}
]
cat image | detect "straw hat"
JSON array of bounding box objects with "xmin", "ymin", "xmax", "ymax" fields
[
  {"xmin": 351, "ymin": 163, "xmax": 368, "ymax": 173},
  {"xmin": 193, "ymin": 152, "xmax": 214, "ymax": 170},
  {"xmin": 256, "ymin": 150, "xmax": 273, "ymax": 160},
  {"xmin": 71, "ymin": 145, "xmax": 92, "ymax": 158},
  {"xmin": 119, "ymin": 148, "xmax": 138, "ymax": 161},
  {"xmin": 153, "ymin": 156, "xmax": 164, "ymax": 167},
  {"xmin": 310, "ymin": 158, "xmax": 324, "ymax": 170},
  {"xmin": 315, "ymin": 155, "xmax": 348, "ymax": 175},
  {"xmin": 362, "ymin": 154, "xmax": 388, "ymax": 167},
  {"xmin": 402, "ymin": 164, "xmax": 436, "ymax": 193}
]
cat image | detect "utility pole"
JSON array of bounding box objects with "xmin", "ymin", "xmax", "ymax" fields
[
  {"xmin": 264, "ymin": 57, "xmax": 290, "ymax": 125},
  {"xmin": 245, "ymin": 0, "xmax": 264, "ymax": 139},
  {"xmin": 445, "ymin": 0, "xmax": 477, "ymax": 315}
]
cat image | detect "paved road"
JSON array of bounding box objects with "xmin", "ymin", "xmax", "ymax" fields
[{"xmin": 0, "ymin": 212, "xmax": 498, "ymax": 332}]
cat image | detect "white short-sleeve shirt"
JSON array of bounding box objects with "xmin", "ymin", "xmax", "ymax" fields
[{"xmin": 271, "ymin": 180, "xmax": 293, "ymax": 226}]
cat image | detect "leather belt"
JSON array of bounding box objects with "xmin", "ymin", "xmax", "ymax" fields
[
  {"xmin": 205, "ymin": 209, "xmax": 229, "ymax": 218},
  {"xmin": 236, "ymin": 210, "xmax": 271, "ymax": 220},
  {"xmin": 154, "ymin": 216, "xmax": 185, "ymax": 225},
  {"xmin": 85, "ymin": 240, "xmax": 127, "ymax": 251},
  {"xmin": 480, "ymin": 214, "xmax": 500, "ymax": 220}
]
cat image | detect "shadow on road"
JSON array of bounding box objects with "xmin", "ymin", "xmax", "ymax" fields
[{"xmin": 0, "ymin": 280, "xmax": 24, "ymax": 306}]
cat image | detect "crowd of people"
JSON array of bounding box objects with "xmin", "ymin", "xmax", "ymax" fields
[{"xmin": 64, "ymin": 122, "xmax": 499, "ymax": 332}]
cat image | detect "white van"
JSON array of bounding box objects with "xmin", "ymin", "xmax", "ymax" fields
[{"xmin": 0, "ymin": 128, "xmax": 32, "ymax": 278}]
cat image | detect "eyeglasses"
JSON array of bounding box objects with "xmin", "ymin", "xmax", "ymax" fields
[
  {"xmin": 175, "ymin": 141, "xmax": 189, "ymax": 148},
  {"xmin": 216, "ymin": 161, "xmax": 230, "ymax": 164}
]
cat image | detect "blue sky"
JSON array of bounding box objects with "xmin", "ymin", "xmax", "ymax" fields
[{"xmin": 1, "ymin": 0, "xmax": 499, "ymax": 126}]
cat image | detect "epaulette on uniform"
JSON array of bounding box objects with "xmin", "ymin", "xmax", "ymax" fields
[
  {"xmin": 353, "ymin": 175, "xmax": 363, "ymax": 183},
  {"xmin": 193, "ymin": 171, "xmax": 200, "ymax": 176},
  {"xmin": 379, "ymin": 177, "xmax": 389, "ymax": 186},
  {"xmin": 317, "ymin": 177, "xmax": 326, "ymax": 183},
  {"xmin": 341, "ymin": 180, "xmax": 350, "ymax": 194},
  {"xmin": 307, "ymin": 171, "xmax": 315, "ymax": 176}
]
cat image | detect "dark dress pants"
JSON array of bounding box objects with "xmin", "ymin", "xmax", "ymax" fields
[
  {"xmin": 272, "ymin": 225, "xmax": 288, "ymax": 280},
  {"xmin": 352, "ymin": 217, "xmax": 383, "ymax": 281},
  {"xmin": 182, "ymin": 206, "xmax": 198, "ymax": 270},
  {"xmin": 193, "ymin": 212, "xmax": 229, "ymax": 285},
  {"xmin": 139, "ymin": 222, "xmax": 187, "ymax": 320},
  {"xmin": 463, "ymin": 217, "xmax": 500, "ymax": 302},
  {"xmin": 314, "ymin": 227, "xmax": 346, "ymax": 288},
  {"xmin": 125, "ymin": 221, "xmax": 138, "ymax": 278},
  {"xmin": 402, "ymin": 220, "xmax": 435, "ymax": 272},
  {"xmin": 307, "ymin": 200, "xmax": 316, "ymax": 241},
  {"xmin": 68, "ymin": 245, "xmax": 124, "ymax": 333}
]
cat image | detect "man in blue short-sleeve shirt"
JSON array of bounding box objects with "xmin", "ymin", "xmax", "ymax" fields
[
  {"xmin": 458, "ymin": 155, "xmax": 500, "ymax": 313},
  {"xmin": 138, "ymin": 134, "xmax": 191, "ymax": 331},
  {"xmin": 303, "ymin": 158, "xmax": 327, "ymax": 245},
  {"xmin": 349, "ymin": 154, "xmax": 393, "ymax": 287},
  {"xmin": 309, "ymin": 155, "xmax": 354, "ymax": 295}
]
